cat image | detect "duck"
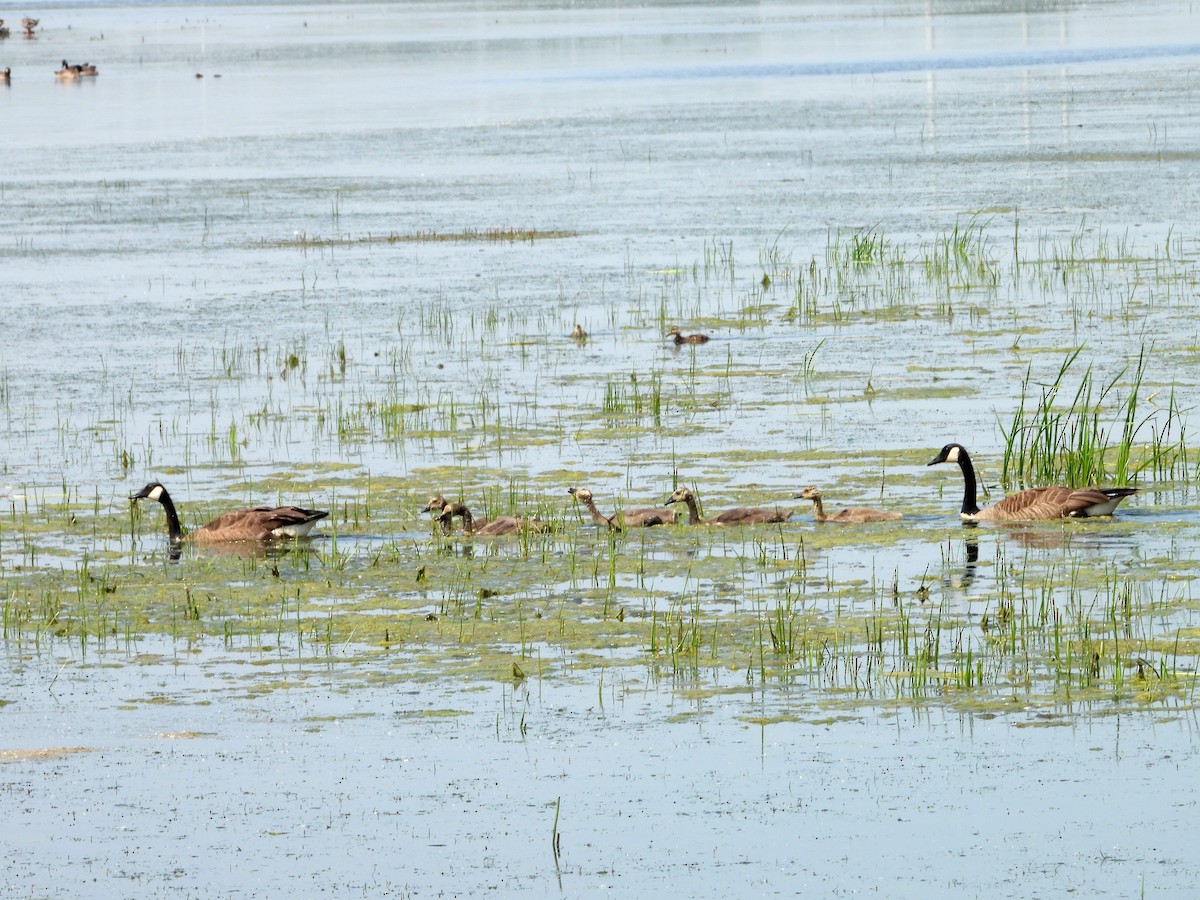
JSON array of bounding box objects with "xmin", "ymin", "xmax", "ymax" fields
[
  {"xmin": 666, "ymin": 326, "xmax": 710, "ymax": 345},
  {"xmin": 926, "ymin": 443, "xmax": 1138, "ymax": 521},
  {"xmin": 567, "ymin": 486, "xmax": 675, "ymax": 529},
  {"xmin": 131, "ymin": 482, "xmax": 329, "ymax": 544},
  {"xmin": 437, "ymin": 501, "xmax": 548, "ymax": 536},
  {"xmin": 21, "ymin": 17, "xmax": 37, "ymax": 36},
  {"xmin": 570, "ymin": 323, "xmax": 588, "ymax": 341},
  {"xmin": 666, "ymin": 486, "xmax": 791, "ymax": 525},
  {"xmin": 794, "ymin": 486, "xmax": 902, "ymax": 523}
]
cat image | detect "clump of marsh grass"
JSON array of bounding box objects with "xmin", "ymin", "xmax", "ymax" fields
[
  {"xmin": 258, "ymin": 227, "xmax": 579, "ymax": 249},
  {"xmin": 999, "ymin": 345, "xmax": 1186, "ymax": 487}
]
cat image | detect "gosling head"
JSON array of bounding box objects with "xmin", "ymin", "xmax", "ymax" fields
[
  {"xmin": 666, "ymin": 486, "xmax": 694, "ymax": 505},
  {"xmin": 567, "ymin": 486, "xmax": 592, "ymax": 504},
  {"xmin": 794, "ymin": 486, "xmax": 822, "ymax": 501},
  {"xmin": 421, "ymin": 495, "xmax": 449, "ymax": 514}
]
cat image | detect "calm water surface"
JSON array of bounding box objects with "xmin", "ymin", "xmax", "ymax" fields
[{"xmin": 3, "ymin": 0, "xmax": 1200, "ymax": 896}]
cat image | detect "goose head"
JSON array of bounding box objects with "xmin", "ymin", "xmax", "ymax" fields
[
  {"xmin": 666, "ymin": 486, "xmax": 694, "ymax": 505},
  {"xmin": 928, "ymin": 443, "xmax": 966, "ymax": 466},
  {"xmin": 421, "ymin": 495, "xmax": 449, "ymax": 513},
  {"xmin": 131, "ymin": 482, "xmax": 167, "ymax": 502},
  {"xmin": 794, "ymin": 486, "xmax": 821, "ymax": 501},
  {"xmin": 567, "ymin": 486, "xmax": 592, "ymax": 504}
]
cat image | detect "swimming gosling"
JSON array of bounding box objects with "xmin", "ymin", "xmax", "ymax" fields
[
  {"xmin": 567, "ymin": 486, "xmax": 675, "ymax": 530},
  {"xmin": 131, "ymin": 482, "xmax": 328, "ymax": 544},
  {"xmin": 666, "ymin": 326, "xmax": 710, "ymax": 345},
  {"xmin": 795, "ymin": 487, "xmax": 901, "ymax": 523},
  {"xmin": 666, "ymin": 486, "xmax": 791, "ymax": 525},
  {"xmin": 927, "ymin": 443, "xmax": 1138, "ymax": 521},
  {"xmin": 437, "ymin": 501, "xmax": 548, "ymax": 536}
]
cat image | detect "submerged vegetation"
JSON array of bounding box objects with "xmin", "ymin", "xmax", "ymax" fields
[{"xmin": 3, "ymin": 217, "xmax": 1200, "ymax": 718}]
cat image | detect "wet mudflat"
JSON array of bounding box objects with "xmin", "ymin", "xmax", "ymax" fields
[{"xmin": 3, "ymin": 0, "xmax": 1200, "ymax": 896}]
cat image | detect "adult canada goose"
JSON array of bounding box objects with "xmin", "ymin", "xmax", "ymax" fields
[
  {"xmin": 567, "ymin": 486, "xmax": 675, "ymax": 530},
  {"xmin": 21, "ymin": 17, "xmax": 37, "ymax": 36},
  {"xmin": 795, "ymin": 486, "xmax": 902, "ymax": 523},
  {"xmin": 437, "ymin": 501, "xmax": 547, "ymax": 536},
  {"xmin": 570, "ymin": 323, "xmax": 588, "ymax": 341},
  {"xmin": 0, "ymin": 23, "xmax": 10, "ymax": 38},
  {"xmin": 927, "ymin": 443, "xmax": 1138, "ymax": 521},
  {"xmin": 78, "ymin": 62, "xmax": 97, "ymax": 75},
  {"xmin": 666, "ymin": 326, "xmax": 710, "ymax": 345},
  {"xmin": 1, "ymin": 67, "xmax": 10, "ymax": 82},
  {"xmin": 56, "ymin": 60, "xmax": 82, "ymax": 79},
  {"xmin": 131, "ymin": 482, "xmax": 329, "ymax": 544},
  {"xmin": 666, "ymin": 486, "xmax": 791, "ymax": 525}
]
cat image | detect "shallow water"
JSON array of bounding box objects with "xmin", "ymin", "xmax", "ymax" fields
[
  {"xmin": 4, "ymin": 0, "xmax": 1200, "ymax": 895},
  {"xmin": 5, "ymin": 640, "xmax": 1200, "ymax": 898}
]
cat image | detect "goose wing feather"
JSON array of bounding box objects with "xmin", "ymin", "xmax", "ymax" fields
[
  {"xmin": 194, "ymin": 506, "xmax": 328, "ymax": 542},
  {"xmin": 828, "ymin": 507, "xmax": 903, "ymax": 523},
  {"xmin": 978, "ymin": 486, "xmax": 1135, "ymax": 521},
  {"xmin": 708, "ymin": 506, "xmax": 791, "ymax": 525},
  {"xmin": 622, "ymin": 507, "xmax": 675, "ymax": 527}
]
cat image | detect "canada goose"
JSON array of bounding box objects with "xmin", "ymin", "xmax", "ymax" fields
[
  {"xmin": 56, "ymin": 60, "xmax": 82, "ymax": 79},
  {"xmin": 78, "ymin": 62, "xmax": 97, "ymax": 76},
  {"xmin": 1, "ymin": 67, "xmax": 10, "ymax": 82},
  {"xmin": 666, "ymin": 326, "xmax": 710, "ymax": 345},
  {"xmin": 437, "ymin": 501, "xmax": 547, "ymax": 536},
  {"xmin": 570, "ymin": 323, "xmax": 588, "ymax": 341},
  {"xmin": 131, "ymin": 482, "xmax": 329, "ymax": 544},
  {"xmin": 567, "ymin": 486, "xmax": 675, "ymax": 529},
  {"xmin": 927, "ymin": 443, "xmax": 1138, "ymax": 521},
  {"xmin": 666, "ymin": 486, "xmax": 791, "ymax": 525},
  {"xmin": 795, "ymin": 486, "xmax": 902, "ymax": 523},
  {"xmin": 0, "ymin": 23, "xmax": 10, "ymax": 38},
  {"xmin": 21, "ymin": 17, "xmax": 37, "ymax": 36}
]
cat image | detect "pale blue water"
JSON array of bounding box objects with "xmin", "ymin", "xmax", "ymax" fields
[{"xmin": 3, "ymin": 0, "xmax": 1200, "ymax": 896}]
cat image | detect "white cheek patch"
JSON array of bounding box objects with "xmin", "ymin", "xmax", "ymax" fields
[
  {"xmin": 945, "ymin": 446, "xmax": 960, "ymax": 463},
  {"xmin": 148, "ymin": 485, "xmax": 165, "ymax": 501}
]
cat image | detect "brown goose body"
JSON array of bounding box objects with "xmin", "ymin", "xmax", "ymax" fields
[
  {"xmin": 131, "ymin": 482, "xmax": 328, "ymax": 544},
  {"xmin": 795, "ymin": 487, "xmax": 901, "ymax": 523},
  {"xmin": 570, "ymin": 323, "xmax": 588, "ymax": 341},
  {"xmin": 21, "ymin": 17, "xmax": 37, "ymax": 36},
  {"xmin": 666, "ymin": 326, "xmax": 710, "ymax": 345},
  {"xmin": 568, "ymin": 486, "xmax": 675, "ymax": 529},
  {"xmin": 438, "ymin": 501, "xmax": 547, "ymax": 536},
  {"xmin": 666, "ymin": 487, "xmax": 790, "ymax": 525},
  {"xmin": 927, "ymin": 443, "xmax": 1138, "ymax": 522}
]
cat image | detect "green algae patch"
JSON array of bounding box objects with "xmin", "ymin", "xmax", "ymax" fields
[{"xmin": 394, "ymin": 708, "xmax": 472, "ymax": 720}]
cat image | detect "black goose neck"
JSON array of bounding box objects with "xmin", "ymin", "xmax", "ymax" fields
[{"xmin": 956, "ymin": 448, "xmax": 981, "ymax": 516}]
